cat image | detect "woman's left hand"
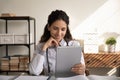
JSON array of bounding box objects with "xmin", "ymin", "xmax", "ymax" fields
[{"xmin": 71, "ymin": 63, "xmax": 85, "ymax": 75}]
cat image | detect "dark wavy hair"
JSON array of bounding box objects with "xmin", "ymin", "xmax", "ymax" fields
[{"xmin": 39, "ymin": 10, "xmax": 73, "ymax": 43}]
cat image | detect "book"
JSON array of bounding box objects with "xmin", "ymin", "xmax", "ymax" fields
[
  {"xmin": 0, "ymin": 65, "xmax": 9, "ymax": 71},
  {"xmin": 19, "ymin": 56, "xmax": 29, "ymax": 63},
  {"xmin": 1, "ymin": 60, "xmax": 9, "ymax": 65},
  {"xmin": 1, "ymin": 13, "xmax": 16, "ymax": 17},
  {"xmin": 0, "ymin": 56, "xmax": 10, "ymax": 71},
  {"xmin": 19, "ymin": 63, "xmax": 28, "ymax": 71},
  {"xmin": 0, "ymin": 56, "xmax": 10, "ymax": 60},
  {"xmin": 10, "ymin": 64, "xmax": 19, "ymax": 71},
  {"xmin": 0, "ymin": 55, "xmax": 29, "ymax": 71}
]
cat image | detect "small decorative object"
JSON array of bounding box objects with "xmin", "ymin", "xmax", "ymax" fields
[
  {"xmin": 1, "ymin": 13, "xmax": 16, "ymax": 17},
  {"xmin": 105, "ymin": 37, "xmax": 117, "ymax": 53}
]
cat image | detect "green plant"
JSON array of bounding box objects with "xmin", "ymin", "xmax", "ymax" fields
[{"xmin": 105, "ymin": 37, "xmax": 117, "ymax": 45}]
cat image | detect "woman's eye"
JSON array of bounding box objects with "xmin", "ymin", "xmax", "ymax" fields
[
  {"xmin": 53, "ymin": 27, "xmax": 58, "ymax": 30},
  {"xmin": 61, "ymin": 28, "xmax": 66, "ymax": 31}
]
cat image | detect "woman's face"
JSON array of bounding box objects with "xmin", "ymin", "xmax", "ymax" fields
[{"xmin": 48, "ymin": 20, "xmax": 67, "ymax": 42}]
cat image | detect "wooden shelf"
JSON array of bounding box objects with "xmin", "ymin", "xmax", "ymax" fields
[{"xmin": 84, "ymin": 52, "xmax": 120, "ymax": 68}]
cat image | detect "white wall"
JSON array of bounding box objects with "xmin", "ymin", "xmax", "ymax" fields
[
  {"xmin": 72, "ymin": 0, "xmax": 120, "ymax": 52},
  {"xmin": 0, "ymin": 0, "xmax": 107, "ymax": 43}
]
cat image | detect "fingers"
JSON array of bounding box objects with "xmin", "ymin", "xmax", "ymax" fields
[
  {"xmin": 71, "ymin": 68, "xmax": 84, "ymax": 75},
  {"xmin": 45, "ymin": 37, "xmax": 58, "ymax": 47},
  {"xmin": 51, "ymin": 39, "xmax": 59, "ymax": 46},
  {"xmin": 49, "ymin": 37, "xmax": 59, "ymax": 46},
  {"xmin": 42, "ymin": 37, "xmax": 59, "ymax": 51},
  {"xmin": 73, "ymin": 63, "xmax": 84, "ymax": 68},
  {"xmin": 71, "ymin": 63, "xmax": 85, "ymax": 75}
]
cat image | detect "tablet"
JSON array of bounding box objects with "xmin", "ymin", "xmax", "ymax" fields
[{"xmin": 55, "ymin": 46, "xmax": 82, "ymax": 77}]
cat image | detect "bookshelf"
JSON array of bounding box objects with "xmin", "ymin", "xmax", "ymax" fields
[{"xmin": 0, "ymin": 16, "xmax": 36, "ymax": 74}]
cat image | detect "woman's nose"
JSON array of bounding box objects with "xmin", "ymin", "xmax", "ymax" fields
[{"xmin": 57, "ymin": 30, "xmax": 61, "ymax": 35}]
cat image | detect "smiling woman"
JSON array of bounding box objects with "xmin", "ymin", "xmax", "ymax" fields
[
  {"xmin": 47, "ymin": 20, "xmax": 67, "ymax": 43},
  {"xmin": 29, "ymin": 10, "xmax": 85, "ymax": 76}
]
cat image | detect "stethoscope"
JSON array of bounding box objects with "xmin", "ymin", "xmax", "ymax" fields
[
  {"xmin": 46, "ymin": 48, "xmax": 51, "ymax": 73},
  {"xmin": 46, "ymin": 48, "xmax": 56, "ymax": 80}
]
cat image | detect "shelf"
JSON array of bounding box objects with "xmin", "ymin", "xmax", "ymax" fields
[
  {"xmin": 0, "ymin": 43, "xmax": 35, "ymax": 48},
  {"xmin": 0, "ymin": 43, "xmax": 35, "ymax": 46},
  {"xmin": 0, "ymin": 16, "xmax": 36, "ymax": 74},
  {"xmin": 0, "ymin": 70, "xmax": 29, "ymax": 72},
  {"xmin": 0, "ymin": 16, "xmax": 35, "ymax": 20},
  {"xmin": 84, "ymin": 53, "xmax": 120, "ymax": 68}
]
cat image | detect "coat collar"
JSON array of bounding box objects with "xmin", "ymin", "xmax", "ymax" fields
[{"xmin": 59, "ymin": 39, "xmax": 67, "ymax": 46}]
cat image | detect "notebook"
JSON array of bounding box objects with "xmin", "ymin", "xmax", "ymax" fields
[{"xmin": 55, "ymin": 46, "xmax": 82, "ymax": 77}]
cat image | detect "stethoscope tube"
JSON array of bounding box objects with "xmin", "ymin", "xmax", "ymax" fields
[{"xmin": 46, "ymin": 48, "xmax": 50, "ymax": 73}]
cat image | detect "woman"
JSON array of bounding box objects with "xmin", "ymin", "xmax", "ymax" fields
[{"xmin": 29, "ymin": 10, "xmax": 85, "ymax": 76}]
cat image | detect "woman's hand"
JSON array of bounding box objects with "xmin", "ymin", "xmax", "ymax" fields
[
  {"xmin": 71, "ymin": 63, "xmax": 85, "ymax": 75},
  {"xmin": 42, "ymin": 37, "xmax": 59, "ymax": 51}
]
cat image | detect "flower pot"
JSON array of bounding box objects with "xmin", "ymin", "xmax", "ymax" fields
[{"xmin": 107, "ymin": 45, "xmax": 115, "ymax": 53}]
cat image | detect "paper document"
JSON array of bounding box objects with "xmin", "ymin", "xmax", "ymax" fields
[{"xmin": 56, "ymin": 75, "xmax": 89, "ymax": 80}]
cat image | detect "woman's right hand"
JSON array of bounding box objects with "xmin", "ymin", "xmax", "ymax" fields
[{"xmin": 41, "ymin": 37, "xmax": 58, "ymax": 51}]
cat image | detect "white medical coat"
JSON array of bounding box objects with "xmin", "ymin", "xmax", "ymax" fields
[{"xmin": 29, "ymin": 39, "xmax": 85, "ymax": 76}]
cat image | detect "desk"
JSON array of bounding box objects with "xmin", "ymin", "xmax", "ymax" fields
[
  {"xmin": 84, "ymin": 52, "xmax": 120, "ymax": 68},
  {"xmin": 0, "ymin": 75, "xmax": 48, "ymax": 80},
  {"xmin": 0, "ymin": 75, "xmax": 119, "ymax": 80},
  {"xmin": 0, "ymin": 75, "xmax": 87, "ymax": 80}
]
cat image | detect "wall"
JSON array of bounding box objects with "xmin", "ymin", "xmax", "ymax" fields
[
  {"xmin": 72, "ymin": 0, "xmax": 120, "ymax": 52},
  {"xmin": 0, "ymin": 0, "xmax": 120, "ymax": 52},
  {"xmin": 0, "ymin": 0, "xmax": 107, "ymax": 43}
]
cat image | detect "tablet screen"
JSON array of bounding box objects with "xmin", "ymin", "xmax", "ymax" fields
[{"xmin": 55, "ymin": 46, "xmax": 82, "ymax": 77}]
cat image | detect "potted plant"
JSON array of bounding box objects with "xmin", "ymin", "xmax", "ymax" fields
[{"xmin": 105, "ymin": 37, "xmax": 117, "ymax": 53}]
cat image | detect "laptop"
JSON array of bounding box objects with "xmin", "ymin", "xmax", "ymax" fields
[{"xmin": 55, "ymin": 46, "xmax": 82, "ymax": 77}]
